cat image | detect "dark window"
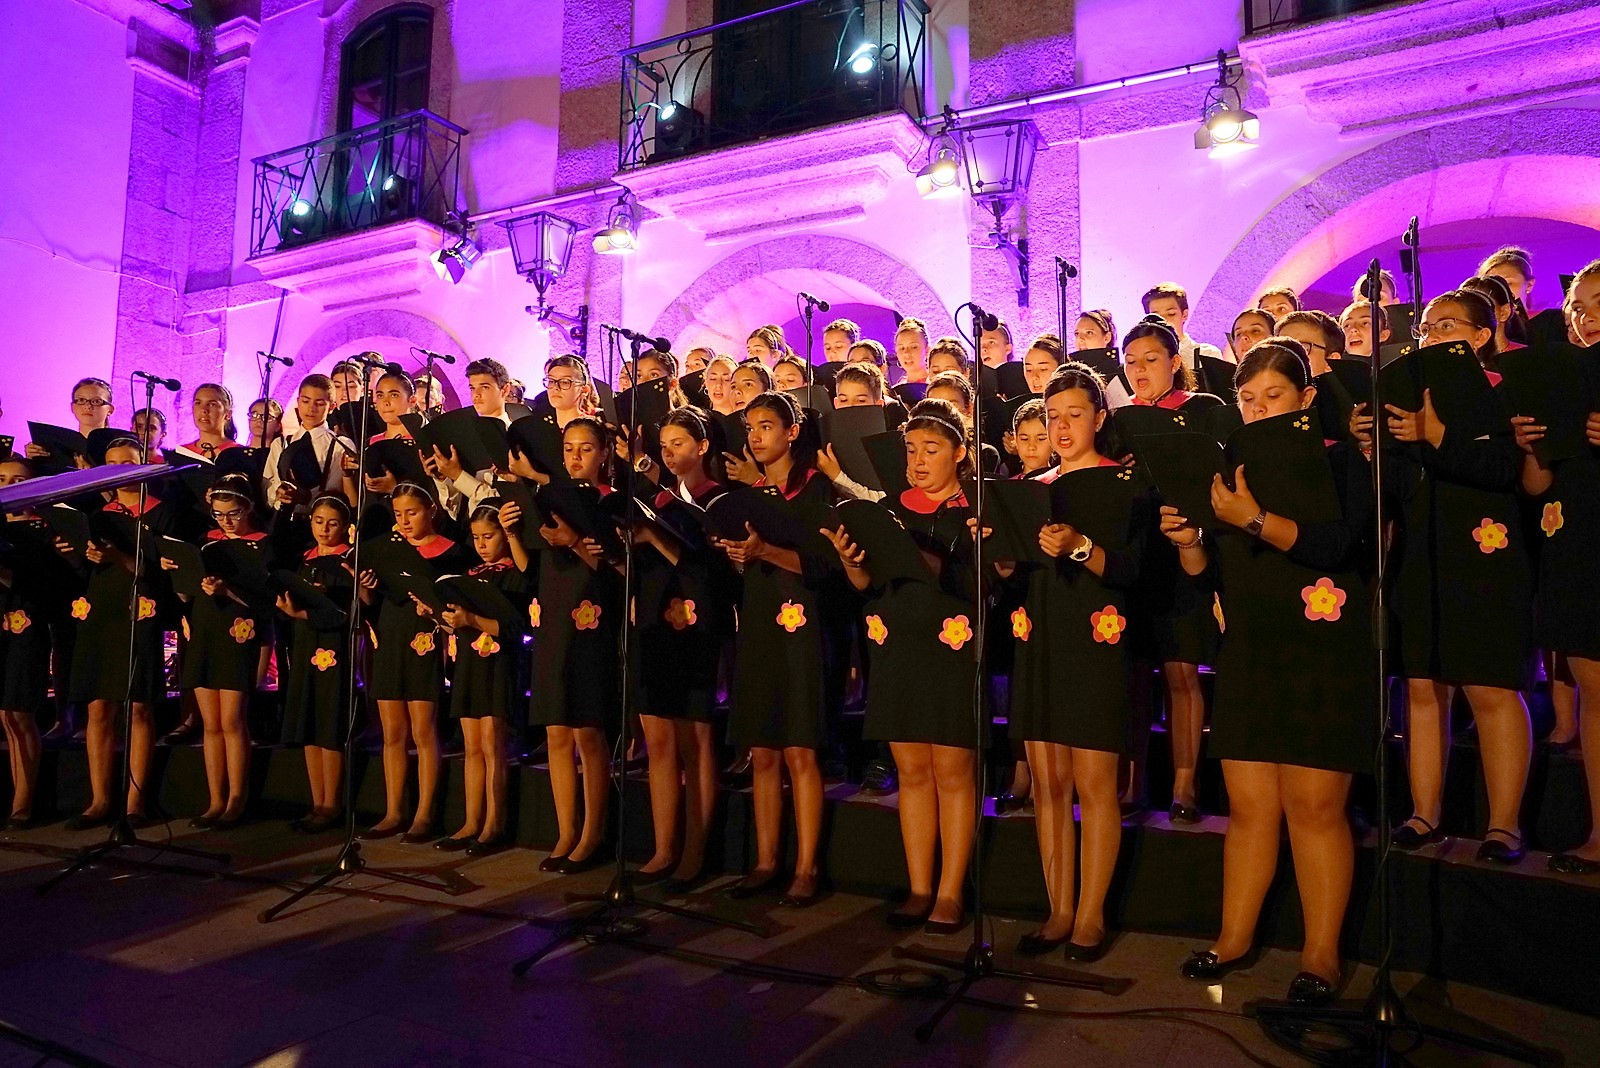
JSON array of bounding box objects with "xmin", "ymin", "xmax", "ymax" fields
[{"xmin": 339, "ymin": 6, "xmax": 433, "ymax": 131}]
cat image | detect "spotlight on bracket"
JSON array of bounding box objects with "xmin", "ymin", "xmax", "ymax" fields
[
  {"xmin": 1194, "ymin": 50, "xmax": 1260, "ymax": 159},
  {"xmin": 592, "ymin": 192, "xmax": 641, "ymax": 256}
]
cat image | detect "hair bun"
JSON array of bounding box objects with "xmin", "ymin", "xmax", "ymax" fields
[{"xmin": 1139, "ymin": 313, "xmax": 1168, "ymax": 328}]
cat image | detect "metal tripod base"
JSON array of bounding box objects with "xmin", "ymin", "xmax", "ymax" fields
[
  {"xmin": 37, "ymin": 817, "xmax": 231, "ymax": 897},
  {"xmin": 257, "ymin": 838, "xmax": 461, "ymax": 923},
  {"xmin": 894, "ymin": 940, "xmax": 1134, "ymax": 1042},
  {"xmin": 510, "ymin": 869, "xmax": 770, "ymax": 977},
  {"xmin": 1248, "ymin": 982, "xmax": 1555, "ymax": 1066}
]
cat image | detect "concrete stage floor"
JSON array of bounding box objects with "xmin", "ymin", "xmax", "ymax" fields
[{"xmin": 0, "ymin": 818, "xmax": 1595, "ymax": 1068}]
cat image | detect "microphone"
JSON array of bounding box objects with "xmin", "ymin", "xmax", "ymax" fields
[
  {"xmin": 258, "ymin": 350, "xmax": 295, "ymax": 367},
  {"xmin": 616, "ymin": 327, "xmax": 672, "ymax": 352},
  {"xmin": 414, "ymin": 347, "xmax": 457, "ymax": 365},
  {"xmin": 345, "ymin": 350, "xmax": 388, "ymax": 366},
  {"xmin": 1360, "ymin": 258, "xmax": 1385, "ymax": 304},
  {"xmin": 967, "ymin": 303, "xmax": 1000, "ymax": 332},
  {"xmin": 799, "ymin": 292, "xmax": 831, "ymax": 312},
  {"xmin": 1402, "ymin": 216, "xmax": 1420, "ymax": 249},
  {"xmin": 1054, "ymin": 256, "xmax": 1079, "ymax": 279},
  {"xmin": 133, "ymin": 370, "xmax": 180, "ymax": 391}
]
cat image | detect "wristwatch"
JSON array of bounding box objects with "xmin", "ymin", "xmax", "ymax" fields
[
  {"xmin": 1068, "ymin": 534, "xmax": 1095, "ymax": 563},
  {"xmin": 1243, "ymin": 509, "xmax": 1267, "ymax": 538}
]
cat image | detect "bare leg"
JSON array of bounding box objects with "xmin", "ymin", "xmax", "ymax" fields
[
  {"xmin": 1071, "ymin": 747, "xmax": 1123, "ymax": 945},
  {"xmin": 453, "ymin": 718, "xmax": 484, "ymax": 840},
  {"xmin": 1280, "ymin": 765, "xmax": 1354, "ymax": 982},
  {"xmin": 481, "ymin": 718, "xmax": 507, "ymax": 841},
  {"xmin": 2, "ymin": 711, "xmax": 40, "ymax": 817},
  {"xmin": 82, "ymin": 700, "xmax": 115, "ymax": 816},
  {"xmin": 217, "ymin": 690, "xmax": 251, "ymax": 817},
  {"xmin": 303, "ymin": 747, "xmax": 326, "ymax": 817},
  {"xmin": 570, "ymin": 726, "xmax": 610, "ymax": 862},
  {"xmin": 545, "ymin": 726, "xmax": 577, "ymax": 857},
  {"xmin": 126, "ymin": 701, "xmax": 155, "ymax": 816},
  {"xmin": 784, "ymin": 746, "xmax": 823, "ymax": 897},
  {"xmin": 1564, "ymin": 658, "xmax": 1600, "ymax": 861},
  {"xmin": 929, "ymin": 744, "xmax": 976, "ymax": 925},
  {"xmin": 746, "ymin": 747, "xmax": 784, "ymax": 880},
  {"xmin": 889, "ymin": 742, "xmax": 936, "ymax": 915},
  {"xmin": 1400, "ymin": 678, "xmax": 1451, "ymax": 832},
  {"xmin": 406, "ymin": 700, "xmax": 439, "ymax": 834},
  {"xmin": 196, "ymin": 688, "xmax": 226, "ymax": 818},
  {"xmin": 1211, "ymin": 759, "xmax": 1283, "ymax": 962},
  {"xmin": 318, "ymin": 746, "xmax": 344, "ymax": 818},
  {"xmin": 374, "ymin": 700, "xmax": 411, "ymax": 830},
  {"xmin": 1549, "ymin": 652, "xmax": 1578, "ymax": 745},
  {"xmin": 1025, "ymin": 740, "xmax": 1074, "ymax": 940},
  {"xmin": 640, "ymin": 714, "xmax": 680, "ymax": 874},
  {"xmin": 672, "ymin": 720, "xmax": 716, "ymax": 880},
  {"xmin": 1165, "ymin": 661, "xmax": 1205, "ymax": 810},
  {"xmin": 1463, "ymin": 684, "xmax": 1530, "ymax": 840}
]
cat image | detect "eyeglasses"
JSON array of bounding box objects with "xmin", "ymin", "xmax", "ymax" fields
[
  {"xmin": 1300, "ymin": 340, "xmax": 1328, "ymax": 355},
  {"xmin": 72, "ymin": 397, "xmax": 110, "ymax": 408},
  {"xmin": 543, "ymin": 377, "xmax": 581, "ymax": 391},
  {"xmin": 210, "ymin": 509, "xmax": 245, "ymax": 521},
  {"xmin": 1412, "ymin": 318, "xmax": 1462, "ymax": 341},
  {"xmin": 248, "ymin": 412, "xmax": 275, "ymax": 423}
]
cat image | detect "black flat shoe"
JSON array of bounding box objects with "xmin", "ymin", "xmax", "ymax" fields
[
  {"xmin": 1477, "ymin": 828, "xmax": 1524, "ymax": 864},
  {"xmin": 160, "ymin": 722, "xmax": 201, "ymax": 746},
  {"xmin": 358, "ymin": 824, "xmax": 402, "ymax": 841},
  {"xmin": 1180, "ymin": 947, "xmax": 1261, "ymax": 982},
  {"xmin": 538, "ymin": 852, "xmax": 571, "ymax": 873},
  {"xmin": 924, "ymin": 916, "xmax": 969, "ymax": 936},
  {"xmin": 553, "ymin": 851, "xmax": 610, "ymax": 875},
  {"xmin": 399, "ymin": 827, "xmax": 435, "ymax": 845},
  {"xmin": 433, "ymin": 835, "xmax": 473, "ymax": 853},
  {"xmin": 214, "ymin": 815, "xmax": 245, "ymax": 832},
  {"xmin": 778, "ymin": 879, "xmax": 820, "ymax": 909},
  {"xmin": 1390, "ymin": 816, "xmax": 1441, "ymax": 850},
  {"xmin": 125, "ymin": 813, "xmax": 157, "ymax": 830},
  {"xmin": 1549, "ymin": 853, "xmax": 1600, "ymax": 875},
  {"xmin": 726, "ymin": 871, "xmax": 784, "ymax": 900},
  {"xmin": 187, "ymin": 815, "xmax": 218, "ymax": 831},
  {"xmin": 1063, "ymin": 931, "xmax": 1113, "ymax": 963},
  {"xmin": 633, "ymin": 866, "xmax": 672, "ymax": 886},
  {"xmin": 66, "ymin": 812, "xmax": 113, "ymax": 832},
  {"xmin": 1287, "ymin": 971, "xmax": 1338, "ymax": 1006},
  {"xmin": 466, "ymin": 838, "xmax": 507, "ymax": 858},
  {"xmin": 286, "ymin": 817, "xmax": 309, "ymax": 834},
  {"xmin": 6, "ymin": 813, "xmax": 41, "ymax": 831},
  {"xmin": 1016, "ymin": 931, "xmax": 1069, "ymax": 956},
  {"xmin": 1168, "ymin": 802, "xmax": 1202, "ymax": 825},
  {"xmin": 661, "ymin": 871, "xmax": 711, "ymax": 895},
  {"xmin": 301, "ymin": 815, "xmax": 342, "ymax": 834},
  {"xmin": 994, "ymin": 793, "xmax": 1033, "ymax": 815}
]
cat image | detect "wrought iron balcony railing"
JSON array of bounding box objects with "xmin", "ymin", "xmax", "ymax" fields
[
  {"xmin": 1245, "ymin": 0, "xmax": 1398, "ymax": 35},
  {"xmin": 249, "ymin": 109, "xmax": 466, "ymax": 258},
  {"xmin": 619, "ymin": 0, "xmax": 929, "ymax": 171}
]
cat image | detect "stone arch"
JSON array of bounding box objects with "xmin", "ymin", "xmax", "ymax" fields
[
  {"xmin": 287, "ymin": 307, "xmax": 468, "ymax": 407},
  {"xmin": 648, "ymin": 235, "xmax": 961, "ymax": 355},
  {"xmin": 1190, "ymin": 107, "xmax": 1600, "ymax": 342}
]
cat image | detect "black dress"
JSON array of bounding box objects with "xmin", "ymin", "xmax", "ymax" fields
[
  {"xmin": 68, "ymin": 499, "xmax": 176, "ymax": 705},
  {"xmin": 633, "ymin": 484, "xmax": 739, "ymax": 721},
  {"xmin": 369, "ymin": 533, "xmax": 471, "ymax": 702},
  {"xmin": 1206, "ymin": 441, "xmax": 1376, "ymax": 773},
  {"xmin": 279, "ymin": 547, "xmax": 354, "ymax": 749},
  {"xmin": 1009, "ymin": 463, "xmax": 1147, "ymax": 754},
  {"xmin": 727, "ymin": 469, "xmax": 848, "ymax": 750},
  {"xmin": 0, "ymin": 516, "xmax": 75, "ymax": 715},
  {"xmin": 860, "ymin": 488, "xmax": 981, "ymax": 748},
  {"xmin": 1530, "ymin": 443, "xmax": 1600, "ymax": 660},
  {"xmin": 448, "ymin": 559, "xmax": 531, "ymax": 720},
  {"xmin": 181, "ymin": 531, "xmax": 274, "ymax": 692},
  {"xmin": 529, "ymin": 499, "xmax": 624, "ymax": 731},
  {"xmin": 1389, "ymin": 387, "xmax": 1535, "ymax": 689}
]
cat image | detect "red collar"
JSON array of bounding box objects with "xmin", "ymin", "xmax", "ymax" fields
[
  {"xmin": 105, "ymin": 496, "xmax": 162, "ymax": 517},
  {"xmin": 304, "ymin": 544, "xmax": 350, "ymax": 561},
  {"xmin": 371, "ymin": 432, "xmax": 414, "ymax": 444},
  {"xmin": 1485, "ymin": 370, "xmax": 1503, "ymax": 388},
  {"xmin": 207, "ymin": 529, "xmax": 267, "ymax": 542},
  {"xmin": 1131, "ymin": 389, "xmax": 1191, "ymax": 410},
  {"xmin": 469, "ymin": 558, "xmax": 514, "ymax": 575},
  {"xmin": 898, "ymin": 486, "xmax": 968, "ymax": 513},
  {"xmin": 410, "ymin": 534, "xmax": 455, "ymax": 559},
  {"xmin": 755, "ymin": 466, "xmax": 817, "ymax": 501},
  {"xmin": 594, "ymin": 484, "xmax": 614, "ymax": 498}
]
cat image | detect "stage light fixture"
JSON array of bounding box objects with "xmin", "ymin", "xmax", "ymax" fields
[
  {"xmin": 592, "ymin": 192, "xmax": 641, "ymax": 255},
  {"xmin": 433, "ymin": 227, "xmax": 483, "ymax": 285},
  {"xmin": 1194, "ymin": 50, "xmax": 1260, "ymax": 158},
  {"xmin": 278, "ymin": 197, "xmax": 326, "ymax": 247},
  {"xmin": 916, "ymin": 131, "xmax": 963, "ymax": 199},
  {"xmin": 651, "ymin": 99, "xmax": 704, "ymax": 159},
  {"xmin": 847, "ymin": 43, "xmax": 879, "ymax": 77}
]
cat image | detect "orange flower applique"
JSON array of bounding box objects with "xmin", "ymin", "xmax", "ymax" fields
[
  {"xmin": 1541, "ymin": 501, "xmax": 1564, "ymax": 538},
  {"xmin": 311, "ymin": 648, "xmax": 337, "ymax": 672},
  {"xmin": 1213, "ymin": 596, "xmax": 1226, "ymax": 634},
  {"xmin": 1472, "ymin": 518, "xmax": 1509, "ymax": 554},
  {"xmin": 2, "ymin": 609, "xmax": 29, "ymax": 634},
  {"xmin": 71, "ymin": 597, "xmax": 90, "ymax": 621},
  {"xmin": 229, "ymin": 618, "xmax": 256, "ymax": 644},
  {"xmin": 665, "ymin": 598, "xmax": 698, "ymax": 631},
  {"xmin": 1011, "ymin": 607, "xmax": 1031, "ymax": 642},
  {"xmin": 447, "ymin": 633, "xmax": 458, "ymax": 661},
  {"xmin": 940, "ymin": 615, "xmax": 973, "ymax": 651},
  {"xmin": 572, "ymin": 600, "xmax": 602, "ymax": 631},
  {"xmin": 528, "ymin": 599, "xmax": 541, "ymax": 628},
  {"xmin": 1301, "ymin": 577, "xmax": 1347, "ymax": 622},
  {"xmin": 137, "ymin": 596, "xmax": 157, "ymax": 621},
  {"xmin": 776, "ymin": 601, "xmax": 807, "ymax": 633},
  {"xmin": 181, "ymin": 616, "xmax": 191, "ymax": 641},
  {"xmin": 473, "ymin": 631, "xmax": 501, "ymax": 657},
  {"xmin": 1091, "ymin": 605, "xmax": 1126, "ymax": 645},
  {"xmin": 410, "ymin": 631, "xmax": 435, "ymax": 656},
  {"xmin": 865, "ymin": 614, "xmax": 888, "ymax": 645}
]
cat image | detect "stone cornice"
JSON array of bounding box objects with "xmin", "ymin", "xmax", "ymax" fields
[{"xmin": 1242, "ymin": 0, "xmax": 1600, "ymax": 135}]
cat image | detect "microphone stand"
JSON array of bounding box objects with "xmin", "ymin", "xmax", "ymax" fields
[
  {"xmin": 39, "ymin": 375, "xmax": 230, "ymax": 895},
  {"xmin": 259, "ymin": 352, "xmax": 464, "ymax": 922},
  {"xmin": 886, "ymin": 302, "xmax": 1127, "ymax": 1040},
  {"xmin": 1247, "ymin": 256, "xmax": 1546, "ymax": 1064},
  {"xmin": 511, "ymin": 336, "xmax": 763, "ymax": 975},
  {"xmin": 800, "ymin": 295, "xmax": 818, "ymax": 366},
  {"xmin": 1054, "ymin": 257, "xmax": 1078, "ymax": 343}
]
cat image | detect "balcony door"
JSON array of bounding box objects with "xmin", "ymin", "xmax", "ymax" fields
[{"xmin": 335, "ymin": 7, "xmax": 433, "ymax": 229}]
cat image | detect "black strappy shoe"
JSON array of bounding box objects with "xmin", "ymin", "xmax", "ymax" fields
[
  {"xmin": 1477, "ymin": 828, "xmax": 1524, "ymax": 864},
  {"xmin": 1390, "ymin": 815, "xmax": 1441, "ymax": 850}
]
